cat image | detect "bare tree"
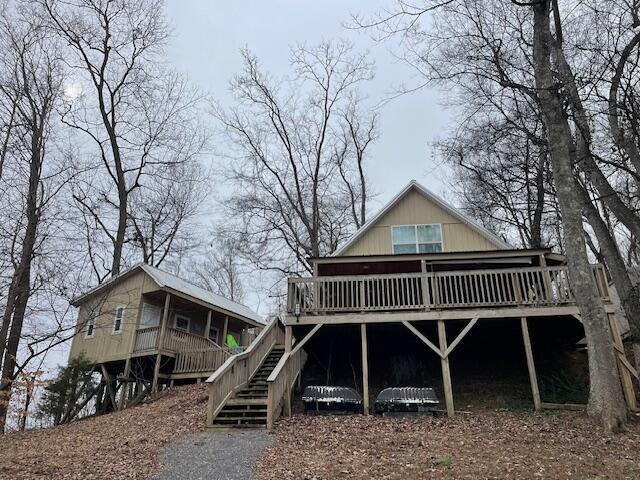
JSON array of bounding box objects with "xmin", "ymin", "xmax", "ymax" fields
[
  {"xmin": 190, "ymin": 236, "xmax": 247, "ymax": 303},
  {"xmin": 128, "ymin": 161, "xmax": 208, "ymax": 268},
  {"xmin": 356, "ymin": 0, "xmax": 632, "ymax": 431},
  {"xmin": 39, "ymin": 0, "xmax": 206, "ymax": 278},
  {"xmin": 0, "ymin": 1, "xmax": 66, "ymax": 432},
  {"xmin": 215, "ymin": 41, "xmax": 377, "ymax": 277}
]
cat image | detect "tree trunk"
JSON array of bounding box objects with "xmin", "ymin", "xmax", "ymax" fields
[
  {"xmin": 0, "ymin": 130, "xmax": 41, "ymax": 433},
  {"xmin": 532, "ymin": 0, "xmax": 626, "ymax": 432}
]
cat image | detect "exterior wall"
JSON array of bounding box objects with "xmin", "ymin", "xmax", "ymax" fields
[
  {"xmin": 69, "ymin": 270, "xmax": 149, "ymax": 364},
  {"xmin": 342, "ymin": 188, "xmax": 500, "ymax": 256}
]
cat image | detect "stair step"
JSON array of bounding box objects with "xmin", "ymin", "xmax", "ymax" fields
[
  {"xmin": 226, "ymin": 398, "xmax": 268, "ymax": 406},
  {"xmin": 218, "ymin": 407, "xmax": 268, "ymax": 414},
  {"xmin": 208, "ymin": 423, "xmax": 267, "ymax": 430},
  {"xmin": 213, "ymin": 417, "xmax": 267, "ymax": 424},
  {"xmin": 218, "ymin": 409, "xmax": 267, "ymax": 415},
  {"xmin": 210, "ymin": 346, "xmax": 290, "ymax": 430}
]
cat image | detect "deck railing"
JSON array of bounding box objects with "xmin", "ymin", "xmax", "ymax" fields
[
  {"xmin": 205, "ymin": 318, "xmax": 285, "ymax": 426},
  {"xmin": 287, "ymin": 264, "xmax": 609, "ymax": 315}
]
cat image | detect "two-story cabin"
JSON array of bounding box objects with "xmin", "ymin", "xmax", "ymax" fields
[
  {"xmin": 69, "ymin": 263, "xmax": 263, "ymax": 409},
  {"xmin": 205, "ymin": 180, "xmax": 637, "ymax": 429}
]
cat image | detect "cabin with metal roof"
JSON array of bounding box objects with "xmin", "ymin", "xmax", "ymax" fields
[{"xmin": 68, "ymin": 263, "xmax": 264, "ymax": 409}]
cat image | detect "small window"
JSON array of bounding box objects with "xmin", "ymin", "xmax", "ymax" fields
[
  {"xmin": 175, "ymin": 315, "xmax": 190, "ymax": 332},
  {"xmin": 208, "ymin": 325, "xmax": 219, "ymax": 344},
  {"xmin": 85, "ymin": 315, "xmax": 96, "ymax": 339},
  {"xmin": 113, "ymin": 306, "xmax": 125, "ymax": 334},
  {"xmin": 392, "ymin": 224, "xmax": 442, "ymax": 254}
]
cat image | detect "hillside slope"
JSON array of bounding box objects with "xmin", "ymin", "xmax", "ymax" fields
[{"xmin": 0, "ymin": 384, "xmax": 207, "ymax": 480}]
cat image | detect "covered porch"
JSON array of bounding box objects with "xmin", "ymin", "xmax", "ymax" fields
[{"xmin": 128, "ymin": 289, "xmax": 262, "ymax": 391}]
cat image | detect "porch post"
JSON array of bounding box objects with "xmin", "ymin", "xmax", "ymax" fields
[
  {"xmin": 159, "ymin": 292, "xmax": 171, "ymax": 350},
  {"xmin": 361, "ymin": 323, "xmax": 369, "ymax": 415},
  {"xmin": 222, "ymin": 315, "xmax": 229, "ymax": 347},
  {"xmin": 205, "ymin": 310, "xmax": 212, "ymax": 341},
  {"xmin": 438, "ymin": 320, "xmax": 454, "ymax": 417},
  {"xmin": 520, "ymin": 317, "xmax": 541, "ymax": 411}
]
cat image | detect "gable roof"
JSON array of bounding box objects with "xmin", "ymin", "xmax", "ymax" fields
[
  {"xmin": 333, "ymin": 180, "xmax": 512, "ymax": 256},
  {"xmin": 71, "ymin": 263, "xmax": 264, "ymax": 325}
]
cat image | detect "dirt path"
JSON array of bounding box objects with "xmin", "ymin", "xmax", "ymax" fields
[{"xmin": 155, "ymin": 430, "xmax": 272, "ymax": 480}]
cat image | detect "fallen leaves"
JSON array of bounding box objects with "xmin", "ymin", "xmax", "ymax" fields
[
  {"xmin": 0, "ymin": 384, "xmax": 207, "ymax": 480},
  {"xmin": 256, "ymin": 412, "xmax": 640, "ymax": 480}
]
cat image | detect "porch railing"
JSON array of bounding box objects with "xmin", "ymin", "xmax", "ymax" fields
[
  {"xmin": 205, "ymin": 318, "xmax": 285, "ymax": 426},
  {"xmin": 287, "ymin": 264, "xmax": 610, "ymax": 316},
  {"xmin": 174, "ymin": 347, "xmax": 230, "ymax": 374},
  {"xmin": 133, "ymin": 326, "xmax": 228, "ymax": 355}
]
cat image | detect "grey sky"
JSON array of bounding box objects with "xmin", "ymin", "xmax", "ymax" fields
[
  {"xmin": 45, "ymin": 1, "xmax": 454, "ymax": 371},
  {"xmin": 164, "ymin": 0, "xmax": 453, "ymax": 211}
]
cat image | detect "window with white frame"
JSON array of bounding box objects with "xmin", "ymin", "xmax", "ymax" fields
[
  {"xmin": 208, "ymin": 325, "xmax": 220, "ymax": 344},
  {"xmin": 113, "ymin": 306, "xmax": 125, "ymax": 334},
  {"xmin": 85, "ymin": 314, "xmax": 96, "ymax": 338},
  {"xmin": 175, "ymin": 315, "xmax": 190, "ymax": 332},
  {"xmin": 392, "ymin": 224, "xmax": 443, "ymax": 254}
]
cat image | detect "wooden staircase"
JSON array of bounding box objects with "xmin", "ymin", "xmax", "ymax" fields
[{"xmin": 210, "ymin": 347, "xmax": 285, "ymax": 428}]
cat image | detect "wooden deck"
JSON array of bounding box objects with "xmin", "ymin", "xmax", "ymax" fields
[{"xmin": 287, "ymin": 264, "xmax": 610, "ymax": 324}]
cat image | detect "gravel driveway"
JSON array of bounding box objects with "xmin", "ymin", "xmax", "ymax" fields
[{"xmin": 155, "ymin": 429, "xmax": 272, "ymax": 480}]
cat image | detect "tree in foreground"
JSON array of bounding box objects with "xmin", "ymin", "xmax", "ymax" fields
[{"xmin": 356, "ymin": 0, "xmax": 631, "ymax": 431}]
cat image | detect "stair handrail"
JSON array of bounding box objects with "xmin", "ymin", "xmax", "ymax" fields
[
  {"xmin": 205, "ymin": 317, "xmax": 285, "ymax": 426},
  {"xmin": 266, "ymin": 345, "xmax": 308, "ymax": 428}
]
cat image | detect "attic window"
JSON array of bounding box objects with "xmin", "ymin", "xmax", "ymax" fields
[{"xmin": 392, "ymin": 224, "xmax": 442, "ymax": 254}]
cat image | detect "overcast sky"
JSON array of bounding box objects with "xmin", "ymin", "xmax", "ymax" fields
[{"xmin": 164, "ymin": 0, "xmax": 453, "ymax": 212}]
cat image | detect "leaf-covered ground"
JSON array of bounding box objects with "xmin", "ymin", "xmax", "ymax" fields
[
  {"xmin": 0, "ymin": 384, "xmax": 207, "ymax": 480},
  {"xmin": 256, "ymin": 412, "xmax": 640, "ymax": 480}
]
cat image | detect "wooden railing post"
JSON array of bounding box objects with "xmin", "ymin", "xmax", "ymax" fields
[
  {"xmin": 158, "ymin": 293, "xmax": 171, "ymax": 350},
  {"xmin": 421, "ymin": 260, "xmax": 431, "ymax": 310}
]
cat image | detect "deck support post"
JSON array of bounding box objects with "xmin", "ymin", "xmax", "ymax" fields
[
  {"xmin": 608, "ymin": 313, "xmax": 637, "ymax": 410},
  {"xmin": 101, "ymin": 365, "xmax": 117, "ymax": 412},
  {"xmin": 152, "ymin": 354, "xmax": 162, "ymax": 393},
  {"xmin": 520, "ymin": 317, "xmax": 541, "ymax": 411},
  {"xmin": 437, "ymin": 320, "xmax": 454, "ymax": 417},
  {"xmin": 361, "ymin": 323, "xmax": 369, "ymax": 415},
  {"xmin": 123, "ymin": 358, "xmax": 131, "ymax": 380}
]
